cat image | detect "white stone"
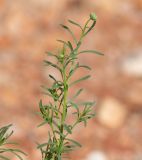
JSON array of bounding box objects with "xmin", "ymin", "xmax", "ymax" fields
[
  {"xmin": 97, "ymin": 97, "xmax": 128, "ymax": 128},
  {"xmin": 87, "ymin": 151, "xmax": 107, "ymax": 160},
  {"xmin": 121, "ymin": 51, "xmax": 142, "ymax": 77}
]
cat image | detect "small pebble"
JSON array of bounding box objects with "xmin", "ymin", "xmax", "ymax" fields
[{"xmin": 87, "ymin": 151, "xmax": 107, "ymax": 160}]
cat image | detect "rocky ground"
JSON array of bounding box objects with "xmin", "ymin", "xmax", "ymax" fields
[{"xmin": 0, "ymin": 0, "xmax": 142, "ymax": 160}]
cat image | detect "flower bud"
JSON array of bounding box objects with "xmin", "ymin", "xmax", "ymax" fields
[
  {"xmin": 90, "ymin": 13, "xmax": 97, "ymax": 21},
  {"xmin": 60, "ymin": 53, "xmax": 64, "ymax": 58}
]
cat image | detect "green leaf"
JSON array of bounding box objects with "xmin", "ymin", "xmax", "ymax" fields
[
  {"xmin": 65, "ymin": 57, "xmax": 77, "ymax": 68},
  {"xmin": 3, "ymin": 142, "xmax": 18, "ymax": 145},
  {"xmin": 68, "ymin": 63, "xmax": 79, "ymax": 78},
  {"xmin": 78, "ymin": 65, "xmax": 91, "ymax": 70},
  {"xmin": 69, "ymin": 75, "xmax": 91, "ymax": 86},
  {"xmin": 63, "ymin": 145, "xmax": 76, "ymax": 152},
  {"xmin": 8, "ymin": 149, "xmax": 27, "ymax": 155},
  {"xmin": 57, "ymin": 154, "xmax": 61, "ymax": 160},
  {"xmin": 72, "ymin": 88, "xmax": 83, "ymax": 100},
  {"xmin": 65, "ymin": 138, "xmax": 81, "ymax": 147},
  {"xmin": 79, "ymin": 101, "xmax": 96, "ymax": 107},
  {"xmin": 54, "ymin": 131, "xmax": 65, "ymax": 139},
  {"xmin": 10, "ymin": 151, "xmax": 23, "ymax": 160},
  {"xmin": 44, "ymin": 60, "xmax": 61, "ymax": 71},
  {"xmin": 82, "ymin": 118, "xmax": 87, "ymax": 127},
  {"xmin": 57, "ymin": 39, "xmax": 70, "ymax": 48},
  {"xmin": 68, "ymin": 63, "xmax": 91, "ymax": 79},
  {"xmin": 40, "ymin": 85, "xmax": 53, "ymax": 97},
  {"xmin": 37, "ymin": 142, "xmax": 50, "ymax": 149},
  {"xmin": 0, "ymin": 124, "xmax": 13, "ymax": 146},
  {"xmin": 0, "ymin": 125, "xmax": 26, "ymax": 160},
  {"xmin": 52, "ymin": 82, "xmax": 63, "ymax": 90},
  {"xmin": 45, "ymin": 51, "xmax": 59, "ymax": 59},
  {"xmin": 68, "ymin": 101, "xmax": 79, "ymax": 118},
  {"xmin": 68, "ymin": 19, "xmax": 83, "ymax": 30},
  {"xmin": 70, "ymin": 41, "xmax": 81, "ymax": 55},
  {"xmin": 84, "ymin": 21, "xmax": 96, "ymax": 36},
  {"xmin": 64, "ymin": 124, "xmax": 72, "ymax": 134},
  {"xmin": 60, "ymin": 24, "xmax": 77, "ymax": 45},
  {"xmin": 37, "ymin": 121, "xmax": 48, "ymax": 127},
  {"xmin": 67, "ymin": 41, "xmax": 73, "ymax": 51},
  {"xmin": 0, "ymin": 148, "xmax": 27, "ymax": 159},
  {"xmin": 0, "ymin": 155, "xmax": 10, "ymax": 160},
  {"xmin": 78, "ymin": 50, "xmax": 104, "ymax": 56},
  {"xmin": 39, "ymin": 99, "xmax": 43, "ymax": 109},
  {"xmin": 49, "ymin": 74, "xmax": 57, "ymax": 82}
]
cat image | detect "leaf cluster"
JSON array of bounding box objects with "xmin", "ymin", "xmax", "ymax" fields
[
  {"xmin": 0, "ymin": 124, "xmax": 26, "ymax": 160},
  {"xmin": 37, "ymin": 13, "xmax": 103, "ymax": 160}
]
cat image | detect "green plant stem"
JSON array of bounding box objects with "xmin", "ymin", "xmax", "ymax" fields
[
  {"xmin": 51, "ymin": 102, "xmax": 57, "ymax": 141},
  {"xmin": 37, "ymin": 13, "xmax": 101, "ymax": 160},
  {"xmin": 57, "ymin": 62, "xmax": 68, "ymax": 155},
  {"xmin": 62, "ymin": 69, "xmax": 68, "ymax": 124},
  {"xmin": 60, "ymin": 18, "xmax": 93, "ymax": 140},
  {"xmin": 80, "ymin": 18, "xmax": 91, "ymax": 42}
]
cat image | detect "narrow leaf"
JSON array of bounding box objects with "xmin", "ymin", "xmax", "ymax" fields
[
  {"xmin": 0, "ymin": 155, "xmax": 10, "ymax": 160},
  {"xmin": 10, "ymin": 151, "xmax": 23, "ymax": 160},
  {"xmin": 67, "ymin": 41, "xmax": 73, "ymax": 51},
  {"xmin": 65, "ymin": 138, "xmax": 81, "ymax": 147},
  {"xmin": 60, "ymin": 24, "xmax": 77, "ymax": 44},
  {"xmin": 79, "ymin": 50, "xmax": 104, "ymax": 56},
  {"xmin": 57, "ymin": 39, "xmax": 69, "ymax": 47},
  {"xmin": 45, "ymin": 51, "xmax": 59, "ymax": 59},
  {"xmin": 68, "ymin": 19, "xmax": 83, "ymax": 30},
  {"xmin": 78, "ymin": 65, "xmax": 91, "ymax": 70},
  {"xmin": 64, "ymin": 124, "xmax": 72, "ymax": 134},
  {"xmin": 37, "ymin": 142, "xmax": 50, "ymax": 149},
  {"xmin": 72, "ymin": 88, "xmax": 83, "ymax": 100},
  {"xmin": 49, "ymin": 74, "xmax": 57, "ymax": 82},
  {"xmin": 37, "ymin": 121, "xmax": 48, "ymax": 128},
  {"xmin": 84, "ymin": 21, "xmax": 96, "ymax": 36},
  {"xmin": 68, "ymin": 63, "xmax": 79, "ymax": 78},
  {"xmin": 78, "ymin": 101, "xmax": 96, "ymax": 107},
  {"xmin": 69, "ymin": 75, "xmax": 91, "ymax": 86},
  {"xmin": 44, "ymin": 60, "xmax": 61, "ymax": 71}
]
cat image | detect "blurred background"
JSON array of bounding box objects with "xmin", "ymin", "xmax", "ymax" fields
[{"xmin": 0, "ymin": 0, "xmax": 142, "ymax": 160}]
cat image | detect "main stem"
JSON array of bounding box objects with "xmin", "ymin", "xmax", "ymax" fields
[
  {"xmin": 58, "ymin": 64, "xmax": 68, "ymax": 155},
  {"xmin": 57, "ymin": 17, "xmax": 95, "ymax": 157},
  {"xmin": 59, "ymin": 18, "xmax": 91, "ymax": 138},
  {"xmin": 62, "ymin": 68, "xmax": 68, "ymax": 123}
]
